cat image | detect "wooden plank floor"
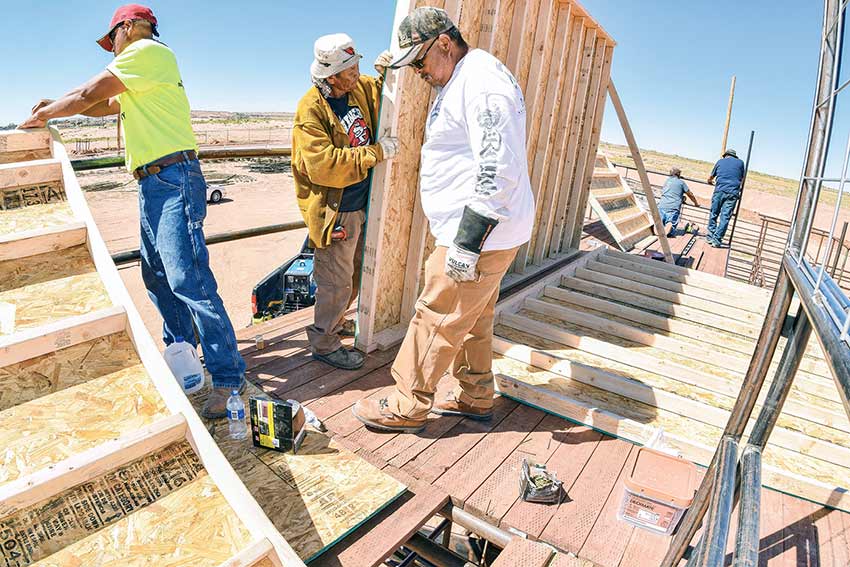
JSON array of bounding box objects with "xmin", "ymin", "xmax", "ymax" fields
[{"xmin": 235, "ymin": 312, "xmax": 850, "ymax": 567}]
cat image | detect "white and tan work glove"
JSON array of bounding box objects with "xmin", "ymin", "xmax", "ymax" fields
[
  {"xmin": 445, "ymin": 244, "xmax": 480, "ymax": 282},
  {"xmin": 379, "ymin": 137, "xmax": 400, "ymax": 160},
  {"xmin": 444, "ymin": 206, "xmax": 500, "ymax": 282},
  {"xmin": 374, "ymin": 50, "xmax": 393, "ymax": 75}
]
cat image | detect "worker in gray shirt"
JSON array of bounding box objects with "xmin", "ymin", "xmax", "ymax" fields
[{"xmin": 657, "ymin": 167, "xmax": 698, "ymax": 236}]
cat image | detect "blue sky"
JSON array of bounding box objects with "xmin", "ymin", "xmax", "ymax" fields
[{"xmin": 0, "ymin": 1, "xmax": 824, "ymax": 179}]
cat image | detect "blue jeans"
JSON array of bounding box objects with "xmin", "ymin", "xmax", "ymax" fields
[
  {"xmin": 660, "ymin": 207, "xmax": 681, "ymax": 230},
  {"xmin": 707, "ymin": 190, "xmax": 738, "ymax": 243},
  {"xmin": 138, "ymin": 154, "xmax": 245, "ymax": 388}
]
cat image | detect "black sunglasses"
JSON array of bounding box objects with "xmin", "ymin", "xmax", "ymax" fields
[
  {"xmin": 411, "ymin": 38, "xmax": 438, "ymax": 69},
  {"xmin": 109, "ymin": 19, "xmax": 144, "ymax": 43}
]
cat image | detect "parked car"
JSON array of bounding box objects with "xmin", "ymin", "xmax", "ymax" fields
[{"xmin": 207, "ymin": 184, "xmax": 224, "ymax": 204}]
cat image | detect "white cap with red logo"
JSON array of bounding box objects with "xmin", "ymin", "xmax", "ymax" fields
[{"xmin": 311, "ymin": 33, "xmax": 362, "ymax": 79}]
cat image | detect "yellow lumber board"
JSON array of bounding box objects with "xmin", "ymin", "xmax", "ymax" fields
[
  {"xmin": 190, "ymin": 382, "xmax": 407, "ymax": 562},
  {"xmin": 0, "ymin": 333, "xmax": 169, "ymax": 487},
  {"xmin": 577, "ymin": 264, "xmax": 762, "ymax": 325},
  {"xmin": 0, "ymin": 202, "xmax": 75, "ymax": 237},
  {"xmin": 510, "ymin": 308, "xmax": 850, "ymax": 434},
  {"xmin": 560, "ymin": 274, "xmax": 759, "ymax": 338},
  {"xmin": 493, "ymin": 328, "xmax": 850, "ymax": 468},
  {"xmin": 0, "ymin": 244, "xmax": 112, "ymax": 335}
]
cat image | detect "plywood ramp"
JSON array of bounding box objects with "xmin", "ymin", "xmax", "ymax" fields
[
  {"xmin": 0, "ymin": 128, "xmax": 301, "ymax": 567},
  {"xmin": 493, "ymin": 247, "xmax": 850, "ymax": 512},
  {"xmin": 357, "ymin": 0, "xmax": 615, "ymax": 352}
]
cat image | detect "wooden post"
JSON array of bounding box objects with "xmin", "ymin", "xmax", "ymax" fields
[
  {"xmin": 607, "ymin": 81, "xmax": 674, "ymax": 263},
  {"xmin": 720, "ymin": 75, "xmax": 736, "ymax": 156}
]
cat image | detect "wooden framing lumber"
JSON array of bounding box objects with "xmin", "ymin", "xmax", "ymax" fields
[
  {"xmin": 0, "ymin": 129, "xmax": 52, "ymax": 164},
  {"xmin": 607, "ymin": 81, "xmax": 673, "ymax": 262},
  {"xmin": 43, "ymin": 129, "xmax": 306, "ymax": 565},
  {"xmin": 360, "ymin": 0, "xmax": 616, "ymax": 347},
  {"xmin": 0, "ymin": 413, "xmax": 188, "ymax": 515},
  {"xmin": 562, "ymin": 40, "xmax": 614, "ymax": 253},
  {"xmin": 492, "ymin": 334, "xmax": 850, "ymax": 470},
  {"xmin": 0, "ymin": 221, "xmax": 86, "ymax": 261},
  {"xmin": 0, "ymin": 158, "xmax": 62, "ymax": 190},
  {"xmin": 493, "ymin": 358, "xmax": 850, "ymax": 512},
  {"xmin": 0, "ymin": 304, "xmax": 126, "ymax": 367}
]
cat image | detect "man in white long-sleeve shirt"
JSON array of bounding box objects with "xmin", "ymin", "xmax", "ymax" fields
[{"xmin": 352, "ymin": 7, "xmax": 535, "ymax": 432}]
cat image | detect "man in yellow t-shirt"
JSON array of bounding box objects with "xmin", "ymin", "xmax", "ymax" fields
[{"xmin": 21, "ymin": 4, "xmax": 245, "ymax": 418}]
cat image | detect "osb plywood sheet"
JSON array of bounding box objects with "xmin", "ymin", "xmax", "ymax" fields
[
  {"xmin": 0, "ymin": 442, "xmax": 251, "ymax": 567},
  {"xmin": 0, "ymin": 346, "xmax": 168, "ymax": 487},
  {"xmin": 492, "ymin": 355, "xmax": 850, "ymax": 512},
  {"xmin": 0, "ymin": 332, "xmax": 139, "ymax": 412},
  {"xmin": 0, "ymin": 149, "xmax": 53, "ymax": 166},
  {"xmin": 0, "ymin": 244, "xmax": 111, "ymax": 334},
  {"xmin": 191, "ymin": 383, "xmax": 406, "ymax": 562},
  {"xmin": 0, "ymin": 202, "xmax": 75, "ymax": 236}
]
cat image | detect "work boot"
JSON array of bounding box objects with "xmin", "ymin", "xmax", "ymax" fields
[
  {"xmin": 351, "ymin": 398, "xmax": 426, "ymax": 433},
  {"xmin": 338, "ymin": 319, "xmax": 356, "ymax": 337},
  {"xmin": 431, "ymin": 393, "xmax": 493, "ymax": 420},
  {"xmin": 312, "ymin": 347, "xmax": 364, "ymax": 370},
  {"xmin": 201, "ymin": 380, "xmax": 246, "ymax": 419}
]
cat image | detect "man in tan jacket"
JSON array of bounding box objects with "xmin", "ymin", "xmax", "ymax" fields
[{"xmin": 292, "ymin": 34, "xmax": 397, "ymax": 370}]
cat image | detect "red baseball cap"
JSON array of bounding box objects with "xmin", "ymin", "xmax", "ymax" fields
[{"xmin": 96, "ymin": 4, "xmax": 159, "ymax": 52}]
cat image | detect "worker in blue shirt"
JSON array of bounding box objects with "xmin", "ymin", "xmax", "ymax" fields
[
  {"xmin": 658, "ymin": 167, "xmax": 699, "ymax": 237},
  {"xmin": 706, "ymin": 149, "xmax": 746, "ymax": 247}
]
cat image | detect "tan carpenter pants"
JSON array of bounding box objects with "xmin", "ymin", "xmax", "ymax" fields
[
  {"xmin": 307, "ymin": 209, "xmax": 365, "ymax": 355},
  {"xmin": 387, "ymin": 245, "xmax": 518, "ymax": 420}
]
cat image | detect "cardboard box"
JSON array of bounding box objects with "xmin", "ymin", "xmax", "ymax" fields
[{"xmin": 249, "ymin": 397, "xmax": 307, "ymax": 453}]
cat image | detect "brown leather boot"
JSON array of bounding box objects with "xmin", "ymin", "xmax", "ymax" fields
[
  {"xmin": 431, "ymin": 394, "xmax": 493, "ymax": 420},
  {"xmin": 201, "ymin": 381, "xmax": 246, "ymax": 419},
  {"xmin": 351, "ymin": 398, "xmax": 426, "ymax": 433}
]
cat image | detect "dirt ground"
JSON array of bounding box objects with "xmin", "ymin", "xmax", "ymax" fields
[{"xmin": 81, "ymin": 158, "xmax": 306, "ymax": 345}]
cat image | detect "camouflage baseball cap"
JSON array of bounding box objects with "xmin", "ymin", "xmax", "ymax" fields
[{"xmin": 388, "ymin": 7, "xmax": 456, "ymax": 69}]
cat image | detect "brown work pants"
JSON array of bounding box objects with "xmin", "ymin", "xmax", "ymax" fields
[
  {"xmin": 307, "ymin": 209, "xmax": 365, "ymax": 355},
  {"xmin": 387, "ymin": 245, "xmax": 518, "ymax": 420}
]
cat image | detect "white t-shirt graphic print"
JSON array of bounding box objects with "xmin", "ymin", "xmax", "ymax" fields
[{"xmin": 419, "ymin": 48, "xmax": 535, "ymax": 252}]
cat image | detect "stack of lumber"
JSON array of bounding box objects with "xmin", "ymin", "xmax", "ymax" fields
[
  {"xmin": 357, "ymin": 0, "xmax": 615, "ymax": 352},
  {"xmin": 587, "ymin": 154, "xmax": 653, "ymax": 251},
  {"xmin": 0, "ymin": 128, "xmax": 406, "ymax": 566},
  {"xmin": 492, "ymin": 246, "xmax": 850, "ymax": 513}
]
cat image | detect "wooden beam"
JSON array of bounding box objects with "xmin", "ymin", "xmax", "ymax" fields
[
  {"xmin": 720, "ymin": 75, "xmax": 736, "ymax": 156},
  {"xmin": 356, "ymin": 0, "xmax": 416, "ymax": 352},
  {"xmin": 0, "ymin": 305, "xmax": 127, "ymax": 367},
  {"xmin": 493, "ymin": 335, "xmax": 850, "ymax": 470},
  {"xmin": 0, "ymin": 221, "xmax": 86, "ymax": 261},
  {"xmin": 606, "ymin": 81, "xmax": 673, "ymax": 263},
  {"xmin": 529, "ymin": 7, "xmax": 577, "ymax": 265},
  {"xmin": 562, "ymin": 40, "xmax": 613, "ymax": 252},
  {"xmin": 0, "ymin": 158, "xmax": 62, "ymax": 190},
  {"xmin": 560, "ymin": 273, "xmax": 759, "ymax": 339},
  {"xmin": 0, "ymin": 413, "xmax": 187, "ymax": 514},
  {"xmin": 0, "ymin": 129, "xmax": 51, "ymax": 155},
  {"xmin": 50, "ymin": 127, "xmax": 306, "ymax": 566}
]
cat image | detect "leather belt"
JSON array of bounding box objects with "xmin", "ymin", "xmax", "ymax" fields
[{"xmin": 133, "ymin": 150, "xmax": 198, "ymax": 180}]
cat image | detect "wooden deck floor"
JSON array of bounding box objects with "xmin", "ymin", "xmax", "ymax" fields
[{"xmin": 236, "ymin": 310, "xmax": 850, "ymax": 567}]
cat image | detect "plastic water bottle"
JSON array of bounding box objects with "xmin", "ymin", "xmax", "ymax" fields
[
  {"xmin": 227, "ymin": 390, "xmax": 248, "ymax": 440},
  {"xmin": 163, "ymin": 336, "xmax": 205, "ymax": 394}
]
